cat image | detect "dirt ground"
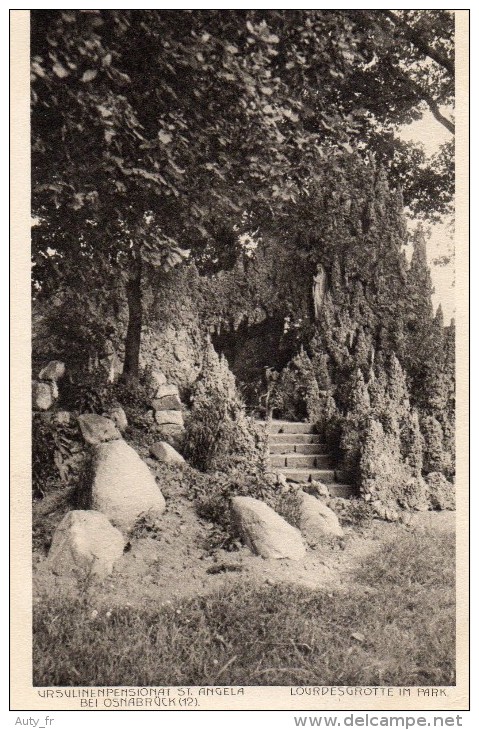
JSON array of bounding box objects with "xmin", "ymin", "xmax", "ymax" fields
[{"xmin": 32, "ymin": 469, "xmax": 456, "ymax": 612}]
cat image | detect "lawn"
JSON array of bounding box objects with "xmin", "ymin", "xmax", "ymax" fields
[{"xmin": 33, "ymin": 525, "xmax": 455, "ymax": 686}]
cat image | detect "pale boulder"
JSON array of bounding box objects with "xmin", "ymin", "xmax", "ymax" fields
[
  {"xmin": 78, "ymin": 413, "xmax": 121, "ymax": 445},
  {"xmin": 92, "ymin": 439, "xmax": 166, "ymax": 531},
  {"xmin": 231, "ymin": 496, "xmax": 306, "ymax": 560},
  {"xmin": 297, "ymin": 491, "xmax": 343, "ymax": 545},
  {"xmin": 150, "ymin": 441, "xmax": 185, "ymax": 466},
  {"xmin": 48, "ymin": 510, "xmax": 125, "ymax": 578},
  {"xmin": 54, "ymin": 410, "xmax": 72, "ymax": 426}
]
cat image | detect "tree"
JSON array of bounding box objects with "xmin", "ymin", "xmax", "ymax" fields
[
  {"xmin": 31, "ymin": 10, "xmax": 361, "ymax": 376},
  {"xmin": 334, "ymin": 10, "xmax": 454, "ymax": 220},
  {"xmin": 31, "ymin": 10, "xmax": 455, "ymax": 376}
]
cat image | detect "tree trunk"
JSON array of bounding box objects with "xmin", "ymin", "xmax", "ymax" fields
[{"xmin": 123, "ymin": 256, "xmax": 143, "ymax": 380}]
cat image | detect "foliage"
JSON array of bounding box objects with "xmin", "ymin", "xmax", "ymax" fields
[
  {"xmin": 359, "ymin": 417, "xmax": 416, "ymax": 508},
  {"xmin": 32, "ymin": 414, "xmax": 85, "ymax": 498},
  {"xmin": 274, "ymin": 489, "xmax": 304, "ymax": 529},
  {"xmin": 185, "ymin": 466, "xmax": 277, "ymax": 552},
  {"xmin": 421, "ymin": 415, "xmax": 453, "ymax": 477},
  {"xmin": 269, "ymin": 348, "xmax": 322, "ymax": 422},
  {"xmin": 184, "ymin": 342, "xmax": 267, "ymax": 473},
  {"xmin": 425, "ymin": 472, "xmax": 455, "ymax": 511},
  {"xmin": 61, "ymin": 367, "xmax": 154, "ymax": 430},
  {"xmin": 333, "ymin": 498, "xmax": 375, "ymax": 530},
  {"xmin": 31, "ymin": 10, "xmax": 454, "ymax": 377}
]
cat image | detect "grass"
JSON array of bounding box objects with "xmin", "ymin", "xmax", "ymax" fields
[{"xmin": 33, "ymin": 527, "xmax": 455, "ymax": 687}]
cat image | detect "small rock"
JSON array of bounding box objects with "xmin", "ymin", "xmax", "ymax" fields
[
  {"xmin": 48, "ymin": 510, "xmax": 125, "ymax": 579},
  {"xmin": 54, "ymin": 410, "xmax": 72, "ymax": 426},
  {"xmin": 39, "ymin": 360, "xmax": 66, "ymax": 382},
  {"xmin": 106, "ymin": 405, "xmax": 128, "ymax": 433},
  {"xmin": 275, "ymin": 473, "xmax": 288, "ymax": 488},
  {"xmin": 310, "ymin": 480, "xmax": 330, "ymax": 499},
  {"xmin": 156, "ymin": 424, "xmax": 186, "ymax": 451},
  {"xmin": 77, "ymin": 414, "xmax": 122, "ymax": 445},
  {"xmin": 32, "ymin": 381, "xmax": 56, "ymax": 410},
  {"xmin": 351, "ymin": 632, "xmax": 365, "ymax": 643},
  {"xmin": 152, "ymin": 394, "xmax": 182, "ymax": 411},
  {"xmin": 155, "ymin": 410, "xmax": 184, "ymax": 427},
  {"xmin": 156, "ymin": 383, "xmax": 180, "ymax": 399},
  {"xmin": 151, "ymin": 370, "xmax": 168, "ymax": 390}
]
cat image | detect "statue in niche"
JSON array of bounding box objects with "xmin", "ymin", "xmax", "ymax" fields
[{"xmin": 312, "ymin": 264, "xmax": 327, "ymax": 319}]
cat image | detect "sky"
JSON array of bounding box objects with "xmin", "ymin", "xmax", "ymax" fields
[{"xmin": 399, "ymin": 109, "xmax": 455, "ymax": 323}]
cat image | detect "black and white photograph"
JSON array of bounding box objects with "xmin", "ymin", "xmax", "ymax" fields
[{"xmin": 10, "ymin": 7, "xmax": 469, "ymax": 712}]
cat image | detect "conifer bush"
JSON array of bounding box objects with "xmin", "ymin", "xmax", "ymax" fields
[{"xmin": 184, "ymin": 342, "xmax": 267, "ymax": 474}]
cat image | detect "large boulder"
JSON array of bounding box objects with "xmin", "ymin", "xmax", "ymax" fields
[
  {"xmin": 92, "ymin": 439, "xmax": 166, "ymax": 532},
  {"xmin": 48, "ymin": 510, "xmax": 125, "ymax": 578},
  {"xmin": 297, "ymin": 491, "xmax": 343, "ymax": 545},
  {"xmin": 78, "ymin": 414, "xmax": 122, "ymax": 446},
  {"xmin": 32, "ymin": 381, "xmax": 56, "ymax": 410},
  {"xmin": 155, "ymin": 409, "xmax": 184, "ymax": 427},
  {"xmin": 150, "ymin": 441, "xmax": 185, "ymax": 467},
  {"xmin": 231, "ymin": 496, "xmax": 306, "ymax": 560},
  {"xmin": 39, "ymin": 360, "xmax": 66, "ymax": 382}
]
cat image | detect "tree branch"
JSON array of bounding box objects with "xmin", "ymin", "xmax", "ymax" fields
[
  {"xmin": 388, "ymin": 65, "xmax": 455, "ymax": 135},
  {"xmin": 424, "ymin": 96, "xmax": 455, "ymax": 135},
  {"xmin": 382, "ymin": 10, "xmax": 455, "ymax": 79}
]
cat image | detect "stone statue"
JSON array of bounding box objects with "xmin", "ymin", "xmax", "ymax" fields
[{"xmin": 312, "ymin": 264, "xmax": 327, "ymax": 319}]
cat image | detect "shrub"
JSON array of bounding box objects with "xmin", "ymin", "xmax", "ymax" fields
[
  {"xmin": 421, "ymin": 415, "xmax": 452, "ymax": 476},
  {"xmin": 274, "ymin": 488, "xmax": 303, "ymax": 529},
  {"xmin": 184, "ymin": 342, "xmax": 267, "ymax": 474},
  {"xmin": 185, "ymin": 466, "xmax": 277, "ymax": 551},
  {"xmin": 60, "ymin": 370, "xmax": 117, "ymax": 415},
  {"xmin": 359, "ymin": 418, "xmax": 412, "ymax": 508},
  {"xmin": 32, "ymin": 414, "xmax": 85, "ymax": 498},
  {"xmin": 425, "ymin": 472, "xmax": 455, "ymax": 511},
  {"xmin": 269, "ymin": 348, "xmax": 322, "ymax": 422},
  {"xmin": 396, "ymin": 477, "xmax": 429, "ymax": 512}
]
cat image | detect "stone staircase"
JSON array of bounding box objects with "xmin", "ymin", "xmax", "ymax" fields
[{"xmin": 263, "ymin": 420, "xmax": 355, "ymax": 499}]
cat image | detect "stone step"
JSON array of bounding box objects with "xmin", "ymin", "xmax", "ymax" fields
[
  {"xmin": 280, "ymin": 467, "xmax": 337, "ymax": 484},
  {"xmin": 270, "ymin": 454, "xmax": 332, "ymax": 469},
  {"xmin": 268, "ymin": 421, "xmax": 316, "ymax": 434},
  {"xmin": 327, "ymin": 484, "xmax": 356, "ymax": 499},
  {"xmin": 268, "ymin": 442, "xmax": 328, "ymax": 455},
  {"xmin": 269, "ymin": 433, "xmax": 321, "ymax": 445}
]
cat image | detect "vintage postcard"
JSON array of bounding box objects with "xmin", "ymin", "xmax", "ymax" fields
[{"xmin": 10, "ymin": 7, "xmax": 469, "ymax": 713}]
